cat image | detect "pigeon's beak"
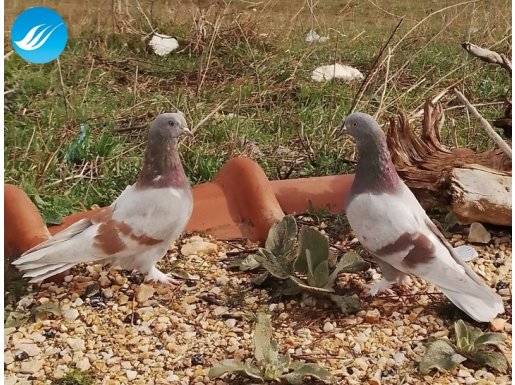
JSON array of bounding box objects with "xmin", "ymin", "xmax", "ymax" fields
[{"xmin": 339, "ymin": 119, "xmax": 348, "ymax": 135}]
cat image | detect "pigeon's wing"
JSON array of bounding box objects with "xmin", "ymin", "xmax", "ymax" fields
[
  {"xmin": 12, "ymin": 184, "xmax": 177, "ymax": 283},
  {"xmin": 391, "ymin": 183, "xmax": 504, "ymax": 321}
]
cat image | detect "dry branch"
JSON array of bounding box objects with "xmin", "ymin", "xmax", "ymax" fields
[
  {"xmin": 386, "ymin": 100, "xmax": 511, "ymax": 220},
  {"xmin": 453, "ymin": 88, "xmax": 512, "ymax": 158},
  {"xmin": 451, "ymin": 165, "xmax": 511, "ymax": 226},
  {"xmin": 461, "ymin": 42, "xmax": 512, "ymax": 75}
]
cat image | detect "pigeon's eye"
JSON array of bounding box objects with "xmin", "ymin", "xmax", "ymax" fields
[
  {"xmin": 168, "ymin": 120, "xmax": 175, "ymax": 127},
  {"xmin": 353, "ymin": 122, "xmax": 358, "ymax": 127}
]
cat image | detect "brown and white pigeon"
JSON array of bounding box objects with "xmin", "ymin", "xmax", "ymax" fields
[
  {"xmin": 341, "ymin": 112, "xmax": 503, "ymax": 322},
  {"xmin": 13, "ymin": 112, "xmax": 193, "ymax": 285}
]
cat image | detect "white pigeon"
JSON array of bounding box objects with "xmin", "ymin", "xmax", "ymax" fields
[
  {"xmin": 341, "ymin": 112, "xmax": 503, "ymax": 322},
  {"xmin": 13, "ymin": 112, "xmax": 193, "ymax": 285}
]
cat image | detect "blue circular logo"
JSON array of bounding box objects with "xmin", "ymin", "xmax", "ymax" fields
[{"xmin": 11, "ymin": 7, "xmax": 68, "ymax": 64}]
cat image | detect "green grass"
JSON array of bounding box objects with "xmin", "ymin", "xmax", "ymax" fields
[
  {"xmin": 52, "ymin": 369, "xmax": 94, "ymax": 385},
  {"xmin": 5, "ymin": 0, "xmax": 511, "ymax": 223}
]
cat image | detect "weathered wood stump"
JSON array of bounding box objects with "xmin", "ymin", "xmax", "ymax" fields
[{"xmin": 386, "ymin": 101, "xmax": 512, "ymax": 225}]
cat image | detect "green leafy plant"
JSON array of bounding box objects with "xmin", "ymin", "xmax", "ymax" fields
[
  {"xmin": 52, "ymin": 369, "xmax": 94, "ymax": 385},
  {"xmin": 239, "ymin": 215, "xmax": 367, "ymax": 314},
  {"xmin": 420, "ymin": 320, "xmax": 508, "ymax": 374},
  {"xmin": 209, "ymin": 313, "xmax": 332, "ymax": 384}
]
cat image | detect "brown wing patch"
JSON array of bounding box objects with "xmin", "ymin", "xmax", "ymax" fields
[
  {"xmin": 375, "ymin": 232, "xmax": 435, "ymax": 268},
  {"xmin": 92, "ymin": 207, "xmax": 162, "ymax": 254},
  {"xmin": 95, "ymin": 221, "xmax": 126, "ymax": 254},
  {"xmin": 402, "ymin": 233, "xmax": 435, "ymax": 268}
]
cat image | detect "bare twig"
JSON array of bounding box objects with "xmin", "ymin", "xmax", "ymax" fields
[
  {"xmin": 461, "ymin": 42, "xmax": 512, "ymax": 75},
  {"xmin": 453, "ymin": 88, "xmax": 512, "ymax": 158},
  {"xmin": 192, "ymin": 99, "xmax": 229, "ymax": 133},
  {"xmin": 81, "ymin": 58, "xmax": 95, "ymax": 105},
  {"xmin": 348, "ymin": 17, "xmax": 403, "ymax": 114},
  {"xmin": 374, "ymin": 48, "xmax": 392, "ymax": 119},
  {"xmin": 56, "ymin": 58, "xmax": 73, "ymax": 116}
]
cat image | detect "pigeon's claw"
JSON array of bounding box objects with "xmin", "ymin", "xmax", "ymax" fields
[{"xmin": 145, "ymin": 267, "xmax": 181, "ymax": 285}]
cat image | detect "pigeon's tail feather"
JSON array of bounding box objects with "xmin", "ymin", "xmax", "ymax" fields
[
  {"xmin": 440, "ymin": 283, "xmax": 504, "ymax": 323},
  {"xmin": 24, "ymin": 263, "xmax": 76, "ymax": 283}
]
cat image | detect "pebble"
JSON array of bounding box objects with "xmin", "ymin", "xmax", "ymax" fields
[
  {"xmin": 63, "ymin": 308, "xmax": 80, "ymax": 321},
  {"xmin": 393, "ymin": 352, "xmax": 406, "ymax": 365},
  {"xmin": 364, "ymin": 309, "xmax": 381, "ymax": 323},
  {"xmin": 99, "ymin": 275, "xmax": 111, "ymax": 288},
  {"xmin": 181, "ymin": 238, "xmax": 218, "ymax": 256},
  {"xmin": 76, "ymin": 357, "xmax": 91, "ymax": 371},
  {"xmin": 14, "ymin": 343, "xmax": 40, "ymax": 357},
  {"xmin": 127, "ymin": 370, "xmax": 138, "ymax": 380},
  {"xmin": 323, "ymin": 321, "xmax": 334, "ymax": 332},
  {"xmin": 67, "ymin": 338, "xmax": 85, "ymax": 351},
  {"xmin": 19, "ymin": 359, "xmax": 43, "ymax": 374},
  {"xmin": 468, "ymin": 222, "xmax": 491, "ymax": 244},
  {"xmin": 5, "ymin": 351, "xmax": 14, "ymax": 364},
  {"xmin": 489, "ymin": 318, "xmax": 506, "ymax": 332},
  {"xmin": 136, "ymin": 284, "xmax": 155, "ymax": 303},
  {"xmin": 225, "ymin": 319, "xmax": 237, "ymax": 328}
]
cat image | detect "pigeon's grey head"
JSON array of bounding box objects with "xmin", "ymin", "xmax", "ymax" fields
[
  {"xmin": 340, "ymin": 112, "xmax": 385, "ymax": 145},
  {"xmin": 149, "ymin": 112, "xmax": 191, "ymax": 140}
]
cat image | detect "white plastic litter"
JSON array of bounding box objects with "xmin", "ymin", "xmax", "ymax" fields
[
  {"xmin": 311, "ymin": 63, "xmax": 364, "ymax": 82},
  {"xmin": 305, "ymin": 29, "xmax": 329, "ymax": 43},
  {"xmin": 148, "ymin": 33, "xmax": 179, "ymax": 56}
]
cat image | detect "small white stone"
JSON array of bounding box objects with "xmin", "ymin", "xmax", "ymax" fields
[
  {"xmin": 63, "ymin": 308, "xmax": 79, "ymax": 321},
  {"xmin": 75, "ymin": 357, "xmax": 90, "ymax": 371},
  {"xmin": 121, "ymin": 361, "xmax": 132, "ymax": 369},
  {"xmin": 126, "ymin": 370, "xmax": 138, "ymax": 380},
  {"xmin": 14, "ymin": 343, "xmax": 40, "ymax": 357},
  {"xmin": 465, "ymin": 377, "xmax": 477, "ymax": 384},
  {"xmin": 19, "ymin": 359, "xmax": 43, "ymax": 374},
  {"xmin": 4, "ymin": 351, "xmax": 14, "ymax": 364},
  {"xmin": 323, "ymin": 321, "xmax": 334, "ymax": 332},
  {"xmin": 468, "ymin": 222, "xmax": 491, "ymax": 244},
  {"xmin": 67, "ymin": 338, "xmax": 85, "ymax": 351},
  {"xmin": 73, "ymin": 298, "xmax": 84, "ymax": 307},
  {"xmin": 64, "ymin": 275, "xmax": 74, "ymax": 282},
  {"xmin": 458, "ymin": 369, "xmax": 471, "ymax": 378},
  {"xmin": 393, "ymin": 352, "xmax": 406, "ymax": 365},
  {"xmin": 225, "ymin": 318, "xmax": 237, "ymax": 328},
  {"xmin": 181, "ymin": 238, "xmax": 218, "ymax": 256}
]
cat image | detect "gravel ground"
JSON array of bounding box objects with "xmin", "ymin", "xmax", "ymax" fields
[{"xmin": 4, "ymin": 225, "xmax": 512, "ymax": 385}]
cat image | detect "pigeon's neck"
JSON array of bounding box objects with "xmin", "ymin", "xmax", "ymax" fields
[
  {"xmin": 352, "ymin": 136, "xmax": 400, "ymax": 195},
  {"xmin": 136, "ymin": 138, "xmax": 188, "ymax": 189}
]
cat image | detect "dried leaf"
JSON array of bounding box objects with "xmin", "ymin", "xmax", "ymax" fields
[
  {"xmin": 208, "ymin": 359, "xmax": 263, "ymax": 380},
  {"xmin": 265, "ymin": 215, "xmax": 298, "ymax": 264},
  {"xmin": 419, "ymin": 339, "xmax": 466, "ymax": 374},
  {"xmin": 283, "ymin": 363, "xmax": 332, "ymax": 384},
  {"xmin": 469, "ymin": 350, "xmax": 508, "ymax": 373}
]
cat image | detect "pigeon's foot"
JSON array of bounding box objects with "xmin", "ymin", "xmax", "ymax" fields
[
  {"xmin": 367, "ymin": 278, "xmax": 393, "ymax": 296},
  {"xmin": 145, "ymin": 267, "xmax": 181, "ymax": 285}
]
